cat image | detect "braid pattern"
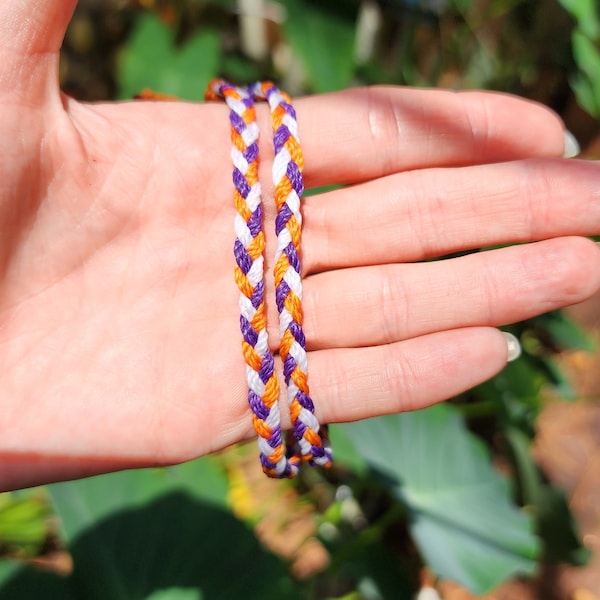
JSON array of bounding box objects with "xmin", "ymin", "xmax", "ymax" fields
[
  {"xmin": 206, "ymin": 79, "xmax": 332, "ymax": 477},
  {"xmin": 251, "ymin": 82, "xmax": 333, "ymax": 468},
  {"xmin": 206, "ymin": 81, "xmax": 296, "ymax": 478}
]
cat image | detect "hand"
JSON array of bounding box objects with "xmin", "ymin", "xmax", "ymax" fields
[{"xmin": 1, "ymin": 1, "xmax": 599, "ymax": 490}]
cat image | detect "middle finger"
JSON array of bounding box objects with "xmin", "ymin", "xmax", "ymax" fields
[{"xmin": 301, "ymin": 236, "xmax": 600, "ymax": 350}]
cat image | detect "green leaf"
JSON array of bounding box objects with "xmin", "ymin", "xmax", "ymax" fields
[
  {"xmin": 221, "ymin": 53, "xmax": 262, "ymax": 87},
  {"xmin": 0, "ymin": 560, "xmax": 23, "ymax": 586},
  {"xmin": 539, "ymin": 356, "xmax": 576, "ymax": 400},
  {"xmin": 557, "ymin": 0, "xmax": 600, "ymax": 40},
  {"xmin": 51, "ymin": 459, "xmax": 297, "ymax": 599},
  {"xmin": 347, "ymin": 544, "xmax": 413, "ymax": 600},
  {"xmin": 570, "ymin": 30, "xmax": 600, "ymax": 117},
  {"xmin": 504, "ymin": 427, "xmax": 590, "ymax": 566},
  {"xmin": 283, "ymin": 0, "xmax": 357, "ymax": 93},
  {"xmin": 145, "ymin": 589, "xmax": 202, "ymax": 600},
  {"xmin": 451, "ymin": 0, "xmax": 476, "ymax": 15},
  {"xmin": 570, "ymin": 73, "xmax": 600, "ymax": 119},
  {"xmin": 464, "ymin": 42, "xmax": 498, "ymax": 88},
  {"xmin": 340, "ymin": 405, "xmax": 540, "ymax": 594},
  {"xmin": 0, "ymin": 561, "xmax": 71, "ymax": 598},
  {"xmin": 537, "ymin": 484, "xmax": 591, "ymax": 566},
  {"xmin": 537, "ymin": 312, "xmax": 596, "ymax": 352},
  {"xmin": 329, "ymin": 425, "xmax": 368, "ymax": 475},
  {"xmin": 0, "ymin": 458, "xmax": 300, "ymax": 600},
  {"xmin": 489, "ymin": 354, "xmax": 545, "ymax": 408},
  {"xmin": 117, "ymin": 14, "xmax": 221, "ymax": 100},
  {"xmin": 503, "ymin": 426, "xmax": 542, "ymax": 507},
  {"xmin": 49, "ymin": 457, "xmax": 228, "ymax": 542},
  {"xmin": 0, "ymin": 493, "xmax": 50, "ymax": 556}
]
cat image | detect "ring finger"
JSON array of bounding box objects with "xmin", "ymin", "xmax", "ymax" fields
[{"xmin": 301, "ymin": 236, "xmax": 600, "ymax": 350}]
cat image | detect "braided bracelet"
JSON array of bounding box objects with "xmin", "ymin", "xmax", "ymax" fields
[{"xmin": 205, "ymin": 80, "xmax": 332, "ymax": 478}]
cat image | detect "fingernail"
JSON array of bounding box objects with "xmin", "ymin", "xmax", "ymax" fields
[
  {"xmin": 416, "ymin": 587, "xmax": 441, "ymax": 600},
  {"xmin": 502, "ymin": 331, "xmax": 521, "ymax": 362},
  {"xmin": 563, "ymin": 130, "xmax": 580, "ymax": 158}
]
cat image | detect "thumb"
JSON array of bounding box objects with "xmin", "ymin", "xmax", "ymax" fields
[
  {"xmin": 0, "ymin": 0, "xmax": 76, "ymax": 54},
  {"xmin": 0, "ymin": 0, "xmax": 77, "ymax": 101}
]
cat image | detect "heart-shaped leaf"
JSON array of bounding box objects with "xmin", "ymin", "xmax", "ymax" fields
[
  {"xmin": 0, "ymin": 458, "xmax": 300, "ymax": 599},
  {"xmin": 336, "ymin": 404, "xmax": 540, "ymax": 594},
  {"xmin": 117, "ymin": 14, "xmax": 220, "ymax": 100}
]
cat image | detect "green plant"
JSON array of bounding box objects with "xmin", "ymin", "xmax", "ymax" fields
[
  {"xmin": 117, "ymin": 12, "xmax": 221, "ymax": 100},
  {"xmin": 0, "ymin": 459, "xmax": 302, "ymax": 599},
  {"xmin": 2, "ymin": 2, "xmax": 597, "ymax": 598},
  {"xmin": 557, "ymin": 0, "xmax": 600, "ymax": 118},
  {"xmin": 0, "ymin": 492, "xmax": 51, "ymax": 559}
]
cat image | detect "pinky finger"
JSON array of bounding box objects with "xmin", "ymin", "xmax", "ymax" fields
[{"xmin": 310, "ymin": 327, "xmax": 510, "ymax": 424}]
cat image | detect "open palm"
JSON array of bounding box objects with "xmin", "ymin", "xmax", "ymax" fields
[{"xmin": 2, "ymin": 1, "xmax": 599, "ymax": 489}]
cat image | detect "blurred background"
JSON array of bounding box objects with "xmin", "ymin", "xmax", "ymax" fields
[{"xmin": 1, "ymin": 1, "xmax": 600, "ymax": 599}]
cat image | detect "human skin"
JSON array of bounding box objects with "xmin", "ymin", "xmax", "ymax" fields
[{"xmin": 1, "ymin": 1, "xmax": 599, "ymax": 490}]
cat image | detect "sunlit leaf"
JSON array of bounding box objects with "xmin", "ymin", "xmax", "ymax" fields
[
  {"xmin": 339, "ymin": 405, "xmax": 540, "ymax": 594},
  {"xmin": 0, "ymin": 493, "xmax": 51, "ymax": 557},
  {"xmin": 145, "ymin": 589, "xmax": 202, "ymax": 600},
  {"xmin": 117, "ymin": 14, "xmax": 220, "ymax": 100},
  {"xmin": 329, "ymin": 426, "xmax": 368, "ymax": 475},
  {"xmin": 283, "ymin": 0, "xmax": 357, "ymax": 93},
  {"xmin": 0, "ymin": 459, "xmax": 299, "ymax": 599}
]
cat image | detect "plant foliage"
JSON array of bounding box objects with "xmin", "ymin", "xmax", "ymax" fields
[
  {"xmin": 337, "ymin": 407, "xmax": 540, "ymax": 593},
  {"xmin": 1, "ymin": 1, "xmax": 598, "ymax": 598}
]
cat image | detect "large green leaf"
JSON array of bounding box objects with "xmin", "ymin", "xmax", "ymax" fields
[
  {"xmin": 557, "ymin": 0, "xmax": 600, "ymax": 40},
  {"xmin": 0, "ymin": 459, "xmax": 300, "ymax": 600},
  {"xmin": 337, "ymin": 405, "xmax": 540, "ymax": 594},
  {"xmin": 283, "ymin": 0, "xmax": 357, "ymax": 93},
  {"xmin": 49, "ymin": 458, "xmax": 228, "ymax": 542},
  {"xmin": 0, "ymin": 562, "xmax": 71, "ymax": 598},
  {"xmin": 117, "ymin": 14, "xmax": 220, "ymax": 100},
  {"xmin": 570, "ymin": 30, "xmax": 600, "ymax": 118},
  {"xmin": 0, "ymin": 560, "xmax": 24, "ymax": 587}
]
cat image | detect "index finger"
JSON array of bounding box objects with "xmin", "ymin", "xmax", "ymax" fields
[{"xmin": 293, "ymin": 86, "xmax": 567, "ymax": 187}]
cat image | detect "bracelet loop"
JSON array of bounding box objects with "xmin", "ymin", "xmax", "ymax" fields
[{"xmin": 206, "ymin": 79, "xmax": 332, "ymax": 478}]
